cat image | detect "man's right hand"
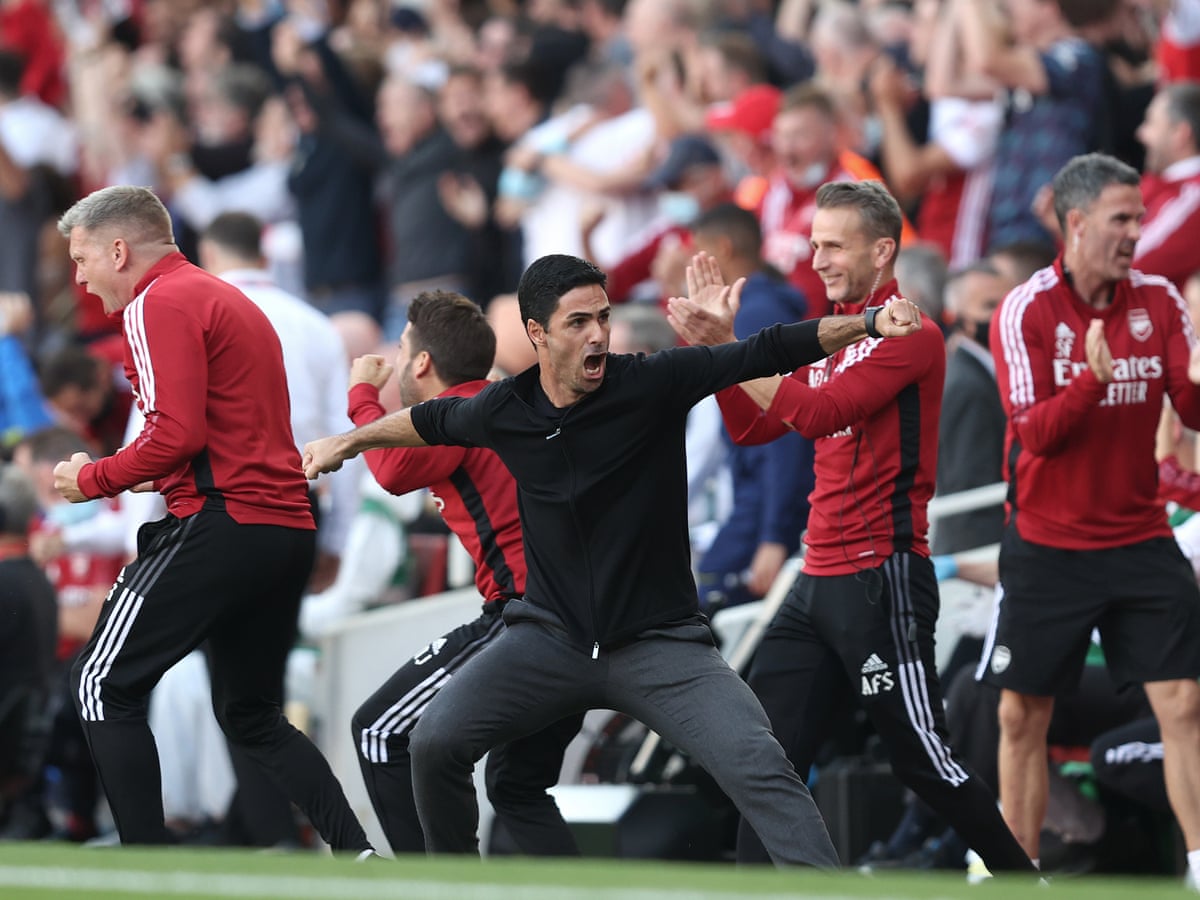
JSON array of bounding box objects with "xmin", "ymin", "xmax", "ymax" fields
[
  {"xmin": 349, "ymin": 354, "xmax": 394, "ymax": 390},
  {"xmin": 303, "ymin": 435, "xmax": 351, "ymax": 479}
]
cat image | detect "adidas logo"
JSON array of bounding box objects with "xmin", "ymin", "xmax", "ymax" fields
[{"xmin": 861, "ymin": 653, "xmax": 888, "ymax": 674}]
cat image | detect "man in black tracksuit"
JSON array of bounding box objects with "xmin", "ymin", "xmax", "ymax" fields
[{"xmin": 304, "ymin": 253, "xmax": 923, "ymax": 863}]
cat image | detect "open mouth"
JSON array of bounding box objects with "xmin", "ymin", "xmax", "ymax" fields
[{"xmin": 582, "ymin": 353, "xmax": 606, "ymax": 379}]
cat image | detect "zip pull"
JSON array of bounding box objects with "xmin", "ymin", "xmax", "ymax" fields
[
  {"xmin": 592, "ymin": 642, "xmax": 600, "ymax": 660},
  {"xmin": 545, "ymin": 426, "xmax": 562, "ymax": 440}
]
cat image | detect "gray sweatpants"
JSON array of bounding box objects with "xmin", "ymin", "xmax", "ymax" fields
[{"xmin": 409, "ymin": 616, "xmax": 839, "ymax": 867}]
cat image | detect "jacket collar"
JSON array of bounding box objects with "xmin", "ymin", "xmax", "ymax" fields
[{"xmin": 132, "ymin": 252, "xmax": 190, "ymax": 298}]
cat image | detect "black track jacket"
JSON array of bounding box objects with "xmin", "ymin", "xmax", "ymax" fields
[{"xmin": 411, "ymin": 321, "xmax": 830, "ymax": 654}]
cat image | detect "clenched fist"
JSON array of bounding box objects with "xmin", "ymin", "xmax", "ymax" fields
[
  {"xmin": 875, "ymin": 299, "xmax": 923, "ymax": 337},
  {"xmin": 53, "ymin": 451, "xmax": 93, "ymax": 503},
  {"xmin": 350, "ymin": 354, "xmax": 394, "ymax": 390}
]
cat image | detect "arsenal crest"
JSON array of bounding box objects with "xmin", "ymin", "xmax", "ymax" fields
[{"xmin": 1129, "ymin": 309, "xmax": 1152, "ymax": 342}]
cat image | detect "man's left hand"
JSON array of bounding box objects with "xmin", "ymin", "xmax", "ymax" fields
[
  {"xmin": 53, "ymin": 452, "xmax": 93, "ymax": 503},
  {"xmin": 1086, "ymin": 318, "xmax": 1114, "ymax": 383},
  {"xmin": 875, "ymin": 298, "xmax": 923, "ymax": 337}
]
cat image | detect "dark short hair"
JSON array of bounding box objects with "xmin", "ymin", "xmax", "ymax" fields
[
  {"xmin": 0, "ymin": 50, "xmax": 24, "ymax": 97},
  {"xmin": 691, "ymin": 203, "xmax": 763, "ymax": 259},
  {"xmin": 988, "ymin": 240, "xmax": 1057, "ymax": 282},
  {"xmin": 815, "ymin": 180, "xmax": 903, "ymax": 245},
  {"xmin": 1161, "ymin": 81, "xmax": 1200, "ymax": 153},
  {"xmin": 498, "ymin": 58, "xmax": 558, "ymax": 109},
  {"xmin": 517, "ymin": 255, "xmax": 607, "ymax": 330},
  {"xmin": 584, "ymin": 0, "xmax": 627, "ymax": 18},
  {"xmin": 1051, "ymin": 152, "xmax": 1140, "ymax": 233},
  {"xmin": 1057, "ymin": 0, "xmax": 1122, "ymax": 28},
  {"xmin": 700, "ymin": 30, "xmax": 767, "ymax": 85},
  {"xmin": 407, "ymin": 291, "xmax": 496, "ymax": 385},
  {"xmin": 39, "ymin": 346, "xmax": 102, "ymax": 398},
  {"xmin": 201, "ymin": 211, "xmax": 263, "ymax": 261},
  {"xmin": 16, "ymin": 425, "xmax": 91, "ymax": 464}
]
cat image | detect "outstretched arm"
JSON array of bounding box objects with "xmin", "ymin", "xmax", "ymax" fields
[
  {"xmin": 816, "ymin": 301, "xmax": 921, "ymax": 349},
  {"xmin": 667, "ymin": 252, "xmax": 922, "ymax": 411},
  {"xmin": 303, "ymin": 407, "xmax": 427, "ymax": 479}
]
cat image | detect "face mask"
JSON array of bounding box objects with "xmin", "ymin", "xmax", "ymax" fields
[
  {"xmin": 498, "ymin": 167, "xmax": 544, "ymax": 201},
  {"xmin": 792, "ymin": 162, "xmax": 826, "ymax": 190},
  {"xmin": 974, "ymin": 321, "xmax": 993, "ymax": 352},
  {"xmin": 45, "ymin": 498, "xmax": 102, "ymax": 528},
  {"xmin": 860, "ymin": 115, "xmax": 883, "ymax": 156},
  {"xmin": 658, "ymin": 191, "xmax": 701, "ymax": 226},
  {"xmin": 973, "ymin": 319, "xmax": 990, "ymax": 351}
]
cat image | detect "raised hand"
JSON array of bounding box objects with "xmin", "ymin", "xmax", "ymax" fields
[
  {"xmin": 438, "ymin": 173, "xmax": 488, "ymax": 229},
  {"xmin": 350, "ymin": 354, "xmax": 395, "ymax": 390},
  {"xmin": 1085, "ymin": 318, "xmax": 1114, "ymax": 383},
  {"xmin": 665, "ymin": 251, "xmax": 743, "ymax": 347}
]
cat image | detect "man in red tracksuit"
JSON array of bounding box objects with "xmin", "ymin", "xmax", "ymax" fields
[
  {"xmin": 985, "ymin": 152, "xmax": 1200, "ymax": 882},
  {"xmin": 670, "ymin": 180, "xmax": 1034, "ymax": 874},
  {"xmin": 347, "ymin": 290, "xmax": 581, "ymax": 855},
  {"xmin": 1134, "ymin": 81, "xmax": 1200, "ymax": 293},
  {"xmin": 51, "ymin": 185, "xmax": 372, "ymax": 854}
]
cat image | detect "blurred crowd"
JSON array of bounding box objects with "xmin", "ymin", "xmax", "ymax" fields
[{"xmin": 2, "ymin": 0, "xmax": 1200, "ymax": 874}]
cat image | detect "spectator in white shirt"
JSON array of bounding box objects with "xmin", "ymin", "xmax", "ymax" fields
[{"xmin": 198, "ymin": 211, "xmax": 361, "ymax": 591}]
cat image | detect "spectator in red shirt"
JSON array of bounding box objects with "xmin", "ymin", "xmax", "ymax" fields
[
  {"xmin": 589, "ymin": 133, "xmax": 731, "ymax": 305},
  {"xmin": 704, "ymin": 83, "xmax": 781, "ymax": 210},
  {"xmin": 752, "ymin": 84, "xmax": 917, "ymax": 319}
]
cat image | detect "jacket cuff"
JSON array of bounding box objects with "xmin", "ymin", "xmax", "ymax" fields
[
  {"xmin": 347, "ymin": 382, "xmax": 381, "ymax": 418},
  {"xmin": 76, "ymin": 462, "xmax": 102, "ymax": 500}
]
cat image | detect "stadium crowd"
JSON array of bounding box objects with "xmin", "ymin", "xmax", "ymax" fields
[{"xmin": 3, "ymin": 0, "xmax": 1200, "ymax": 885}]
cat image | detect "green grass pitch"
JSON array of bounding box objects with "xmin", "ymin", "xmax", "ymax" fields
[{"xmin": 0, "ymin": 843, "xmax": 1192, "ymax": 899}]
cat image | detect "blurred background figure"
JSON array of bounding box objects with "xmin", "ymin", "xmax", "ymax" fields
[
  {"xmin": 686, "ymin": 203, "xmax": 813, "ymax": 612},
  {"xmin": 0, "ymin": 462, "xmax": 57, "ymax": 838}
]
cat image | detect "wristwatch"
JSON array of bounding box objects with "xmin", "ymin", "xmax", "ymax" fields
[{"xmin": 864, "ymin": 305, "xmax": 885, "ymax": 339}]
